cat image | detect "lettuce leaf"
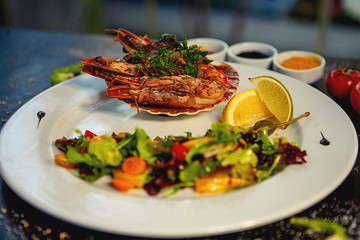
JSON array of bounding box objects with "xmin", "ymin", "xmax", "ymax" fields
[
  {"xmin": 256, "ymin": 155, "xmax": 281, "ymax": 181},
  {"xmin": 222, "ymin": 148, "xmax": 258, "ymax": 167},
  {"xmin": 135, "ymin": 128, "xmax": 155, "ymax": 163},
  {"xmin": 66, "ymin": 147, "xmax": 105, "ymax": 168},
  {"xmin": 179, "ymin": 160, "xmax": 206, "ymax": 182},
  {"xmin": 79, "ymin": 167, "xmax": 113, "ymax": 182},
  {"xmin": 87, "ymin": 135, "xmax": 122, "ymax": 167}
]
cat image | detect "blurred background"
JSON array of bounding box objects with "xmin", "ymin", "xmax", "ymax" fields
[{"xmin": 1, "ymin": 0, "xmax": 359, "ymax": 58}]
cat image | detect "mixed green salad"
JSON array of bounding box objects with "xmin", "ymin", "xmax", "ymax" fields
[{"xmin": 54, "ymin": 122, "xmax": 307, "ymax": 196}]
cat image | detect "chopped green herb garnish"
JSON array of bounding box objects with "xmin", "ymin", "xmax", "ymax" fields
[{"xmin": 124, "ymin": 34, "xmax": 212, "ymax": 78}]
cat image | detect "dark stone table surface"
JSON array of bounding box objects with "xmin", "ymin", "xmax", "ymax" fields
[{"xmin": 0, "ymin": 27, "xmax": 359, "ymax": 240}]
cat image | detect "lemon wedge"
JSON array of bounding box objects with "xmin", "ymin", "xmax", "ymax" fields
[
  {"xmin": 222, "ymin": 88, "xmax": 274, "ymax": 126},
  {"xmin": 250, "ymin": 76, "xmax": 293, "ymax": 124}
]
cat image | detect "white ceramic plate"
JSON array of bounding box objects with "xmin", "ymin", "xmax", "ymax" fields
[{"xmin": 0, "ymin": 63, "xmax": 357, "ymax": 238}]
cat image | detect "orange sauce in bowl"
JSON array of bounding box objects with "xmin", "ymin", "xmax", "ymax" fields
[{"xmin": 280, "ymin": 56, "xmax": 321, "ymax": 70}]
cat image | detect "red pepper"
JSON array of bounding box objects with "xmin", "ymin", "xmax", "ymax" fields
[
  {"xmin": 171, "ymin": 143, "xmax": 188, "ymax": 162},
  {"xmin": 84, "ymin": 130, "xmax": 97, "ymax": 139}
]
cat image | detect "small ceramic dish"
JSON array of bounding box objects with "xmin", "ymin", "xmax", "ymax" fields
[
  {"xmin": 273, "ymin": 50, "xmax": 325, "ymax": 84},
  {"xmin": 227, "ymin": 42, "xmax": 278, "ymax": 69},
  {"xmin": 187, "ymin": 38, "xmax": 229, "ymax": 61}
]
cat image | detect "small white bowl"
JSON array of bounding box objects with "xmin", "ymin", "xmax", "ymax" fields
[
  {"xmin": 227, "ymin": 42, "xmax": 278, "ymax": 69},
  {"xmin": 187, "ymin": 38, "xmax": 229, "ymax": 61},
  {"xmin": 273, "ymin": 50, "xmax": 325, "ymax": 84}
]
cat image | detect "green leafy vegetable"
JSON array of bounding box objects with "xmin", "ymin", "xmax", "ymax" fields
[
  {"xmin": 126, "ymin": 34, "xmax": 212, "ymax": 78},
  {"xmin": 222, "ymin": 148, "xmax": 258, "ymax": 167},
  {"xmin": 290, "ymin": 217, "xmax": 352, "ymax": 240},
  {"xmin": 87, "ymin": 135, "xmax": 122, "ymax": 167},
  {"xmin": 55, "ymin": 122, "xmax": 307, "ymax": 197},
  {"xmin": 50, "ymin": 64, "xmax": 83, "ymax": 86},
  {"xmin": 185, "ymin": 140, "xmax": 208, "ymax": 163},
  {"xmin": 135, "ymin": 128, "xmax": 155, "ymax": 163},
  {"xmin": 256, "ymin": 127, "xmax": 276, "ymax": 155},
  {"xmin": 179, "ymin": 160, "xmax": 206, "ymax": 182},
  {"xmin": 256, "ymin": 155, "xmax": 281, "ymax": 181},
  {"xmin": 79, "ymin": 167, "xmax": 113, "ymax": 182}
]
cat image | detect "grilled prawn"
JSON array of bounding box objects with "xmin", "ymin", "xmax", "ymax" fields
[{"xmin": 80, "ymin": 28, "xmax": 239, "ymax": 115}]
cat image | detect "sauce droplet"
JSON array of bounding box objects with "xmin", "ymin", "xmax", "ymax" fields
[
  {"xmin": 320, "ymin": 132, "xmax": 330, "ymax": 146},
  {"xmin": 37, "ymin": 111, "xmax": 46, "ymax": 128}
]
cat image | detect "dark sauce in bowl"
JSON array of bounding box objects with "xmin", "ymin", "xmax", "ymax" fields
[{"xmin": 237, "ymin": 51, "xmax": 270, "ymax": 59}]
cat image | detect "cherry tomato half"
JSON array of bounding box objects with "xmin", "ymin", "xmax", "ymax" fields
[
  {"xmin": 325, "ymin": 67, "xmax": 360, "ymax": 99},
  {"xmin": 350, "ymin": 82, "xmax": 360, "ymax": 114}
]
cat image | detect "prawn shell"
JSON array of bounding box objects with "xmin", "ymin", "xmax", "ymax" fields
[{"xmin": 118, "ymin": 61, "xmax": 239, "ymax": 116}]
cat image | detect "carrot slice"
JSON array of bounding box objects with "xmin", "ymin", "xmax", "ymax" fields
[
  {"xmin": 112, "ymin": 178, "xmax": 135, "ymax": 192},
  {"xmin": 121, "ymin": 156, "xmax": 147, "ymax": 175}
]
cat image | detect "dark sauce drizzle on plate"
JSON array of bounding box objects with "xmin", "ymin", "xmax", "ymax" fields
[
  {"xmin": 320, "ymin": 131, "xmax": 330, "ymax": 146},
  {"xmin": 37, "ymin": 111, "xmax": 46, "ymax": 129}
]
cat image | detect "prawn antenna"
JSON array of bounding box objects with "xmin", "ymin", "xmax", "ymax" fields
[{"xmin": 86, "ymin": 83, "xmax": 109, "ymax": 110}]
